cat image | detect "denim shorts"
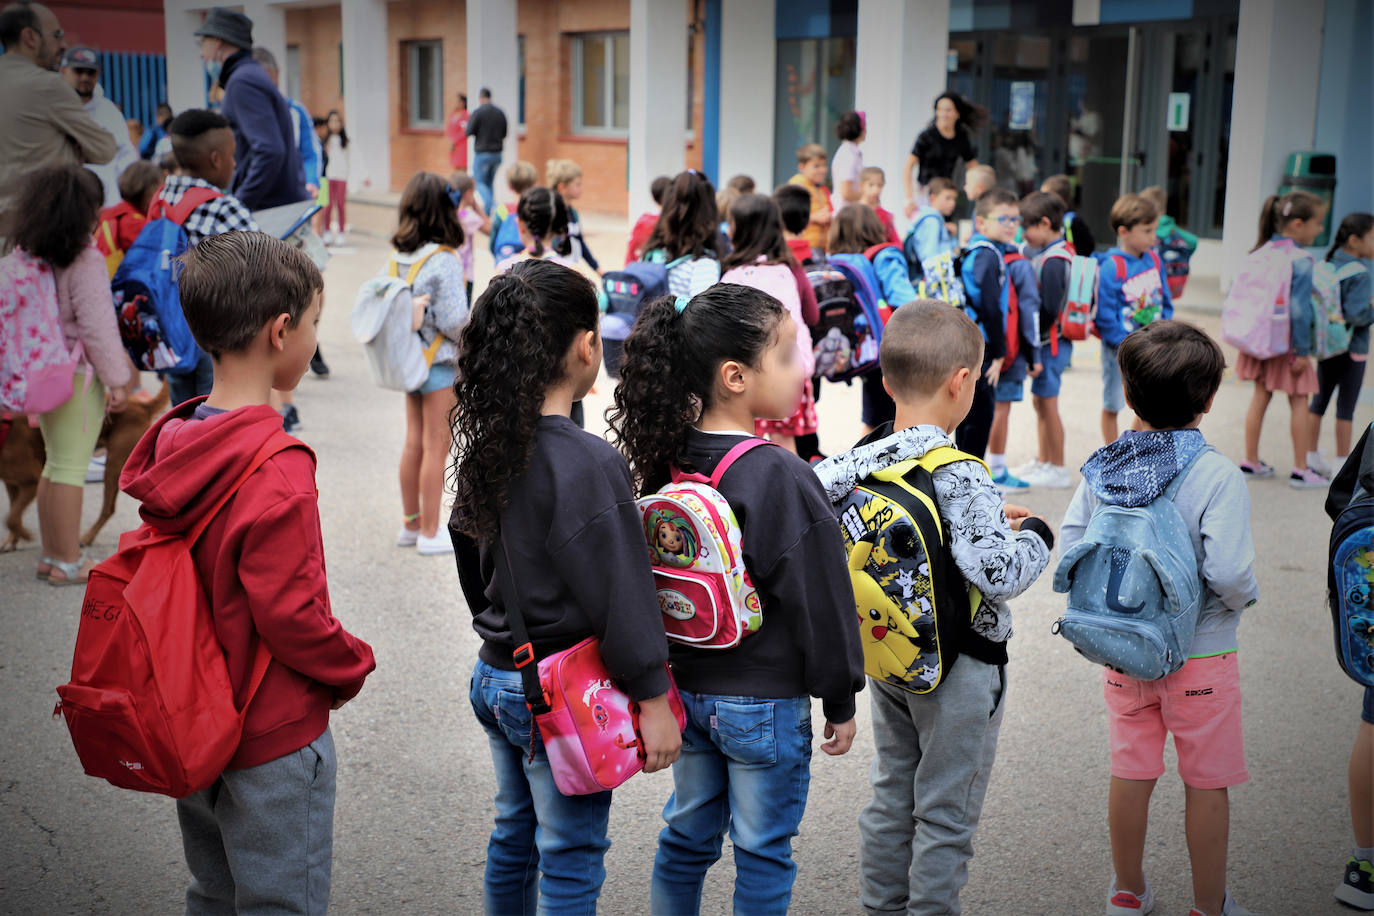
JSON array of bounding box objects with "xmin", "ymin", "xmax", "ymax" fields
[
  {"xmin": 414, "ymin": 362, "xmax": 456, "ymax": 396},
  {"xmin": 994, "ymin": 356, "xmax": 1027, "ymax": 403},
  {"xmin": 1032, "ymin": 340, "xmax": 1073, "ymax": 399},
  {"xmin": 1101, "ymin": 342, "xmax": 1125, "ymax": 413}
]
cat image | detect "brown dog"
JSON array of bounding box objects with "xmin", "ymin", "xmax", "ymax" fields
[{"xmin": 0, "ymin": 381, "xmax": 170, "ymax": 552}]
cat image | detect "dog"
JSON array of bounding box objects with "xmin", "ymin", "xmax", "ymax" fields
[{"xmin": 1, "ymin": 381, "xmax": 170, "ymax": 552}]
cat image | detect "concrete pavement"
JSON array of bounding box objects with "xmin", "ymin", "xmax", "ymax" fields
[{"xmin": 1, "ymin": 218, "xmax": 1369, "ymax": 915}]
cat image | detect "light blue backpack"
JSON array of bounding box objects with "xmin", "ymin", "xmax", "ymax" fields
[{"xmin": 1051, "ymin": 449, "xmax": 1209, "ymax": 680}]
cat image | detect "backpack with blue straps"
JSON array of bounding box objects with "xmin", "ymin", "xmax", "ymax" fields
[
  {"xmin": 1051, "ymin": 448, "xmax": 1210, "ymax": 680},
  {"xmin": 1328, "ymin": 425, "xmax": 1374, "ymax": 687},
  {"xmin": 823, "ymin": 246, "xmax": 893, "ymax": 381},
  {"xmin": 489, "ymin": 205, "xmax": 525, "ymax": 262},
  {"xmin": 110, "ymin": 188, "xmax": 220, "ymax": 374},
  {"xmin": 599, "ymin": 252, "xmax": 692, "ymax": 378}
]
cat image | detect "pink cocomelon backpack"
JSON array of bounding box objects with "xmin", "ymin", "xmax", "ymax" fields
[
  {"xmin": 0, "ymin": 248, "xmax": 88, "ymax": 416},
  {"xmin": 1221, "ymin": 237, "xmax": 1302, "ymax": 360},
  {"xmin": 635, "ymin": 438, "xmax": 776, "ymax": 649}
]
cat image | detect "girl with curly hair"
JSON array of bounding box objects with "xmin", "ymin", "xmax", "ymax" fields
[
  {"xmin": 449, "ymin": 258, "xmax": 682, "ymax": 913},
  {"xmin": 607, "ymin": 283, "xmax": 864, "ymax": 914},
  {"xmin": 390, "ymin": 171, "xmax": 470, "ymax": 556},
  {"xmin": 641, "ymin": 169, "xmax": 725, "ymax": 297}
]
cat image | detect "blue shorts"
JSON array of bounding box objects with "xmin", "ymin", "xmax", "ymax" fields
[
  {"xmin": 1363, "ymin": 687, "xmax": 1374, "ymax": 725},
  {"xmin": 414, "ymin": 362, "xmax": 456, "ymax": 396},
  {"xmin": 1101, "ymin": 342, "xmax": 1125, "ymax": 413},
  {"xmin": 1032, "ymin": 340, "xmax": 1073, "ymax": 399},
  {"xmin": 994, "ymin": 356, "xmax": 1027, "ymax": 403}
]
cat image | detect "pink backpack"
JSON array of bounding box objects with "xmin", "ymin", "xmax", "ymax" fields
[
  {"xmin": 722, "ymin": 259, "xmax": 814, "ymax": 378},
  {"xmin": 0, "ymin": 248, "xmax": 87, "ymax": 416},
  {"xmin": 1222, "ymin": 238, "xmax": 1301, "ymax": 360}
]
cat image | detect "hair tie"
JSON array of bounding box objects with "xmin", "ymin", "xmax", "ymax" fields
[
  {"xmin": 1282, "ymin": 200, "xmax": 1292, "ymax": 217},
  {"xmin": 674, "ymin": 295, "xmax": 692, "ymax": 314}
]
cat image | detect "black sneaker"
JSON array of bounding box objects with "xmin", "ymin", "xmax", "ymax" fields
[
  {"xmin": 1336, "ymin": 857, "xmax": 1374, "ymax": 910},
  {"xmin": 282, "ymin": 404, "xmax": 302, "ymax": 434},
  {"xmin": 310, "ymin": 347, "xmax": 330, "ymax": 378}
]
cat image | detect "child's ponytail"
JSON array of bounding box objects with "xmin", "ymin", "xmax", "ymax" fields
[
  {"xmin": 608, "ymin": 283, "xmax": 786, "ymax": 494},
  {"xmin": 1327, "ymin": 212, "xmax": 1374, "ymax": 261},
  {"xmin": 451, "ymin": 259, "xmax": 600, "ymax": 542},
  {"xmin": 1253, "ymin": 190, "xmax": 1323, "ymax": 252},
  {"xmin": 516, "ymin": 186, "xmax": 572, "ymax": 259}
]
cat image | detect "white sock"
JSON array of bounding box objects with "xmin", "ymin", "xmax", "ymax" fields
[
  {"xmin": 989, "ymin": 453, "xmax": 1006, "ymax": 474},
  {"xmin": 1356, "ymin": 845, "xmax": 1374, "ymax": 862},
  {"xmin": 1307, "ymin": 450, "xmax": 1323, "ymax": 466}
]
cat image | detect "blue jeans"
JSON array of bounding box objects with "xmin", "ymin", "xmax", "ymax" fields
[
  {"xmin": 168, "ymin": 351, "xmax": 214, "ymax": 407},
  {"xmin": 469, "ymin": 659, "xmax": 612, "ymax": 916},
  {"xmin": 651, "ymin": 691, "xmax": 813, "ymax": 916},
  {"xmin": 473, "ymin": 151, "xmax": 503, "ymax": 214}
]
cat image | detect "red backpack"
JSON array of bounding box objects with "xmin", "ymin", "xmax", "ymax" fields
[
  {"xmin": 55, "ymin": 432, "xmax": 300, "ymax": 797},
  {"xmin": 1002, "ymin": 251, "xmax": 1027, "ymax": 365}
]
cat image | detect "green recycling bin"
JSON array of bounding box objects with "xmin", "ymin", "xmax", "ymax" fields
[{"xmin": 1279, "ymin": 151, "xmax": 1336, "ymax": 247}]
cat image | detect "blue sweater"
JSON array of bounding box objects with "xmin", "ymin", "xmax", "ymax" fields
[
  {"xmin": 1006, "ymin": 252, "xmax": 1041, "ymax": 367},
  {"xmin": 961, "ymin": 233, "xmax": 1008, "ymax": 362},
  {"xmin": 1094, "ymin": 247, "xmax": 1175, "ymax": 349},
  {"xmin": 219, "ymin": 51, "xmax": 307, "ymax": 211},
  {"xmin": 907, "ymin": 206, "xmax": 956, "ymax": 265}
]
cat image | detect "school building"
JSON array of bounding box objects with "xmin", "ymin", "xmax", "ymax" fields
[{"xmin": 154, "ymin": 0, "xmax": 1368, "ymax": 281}]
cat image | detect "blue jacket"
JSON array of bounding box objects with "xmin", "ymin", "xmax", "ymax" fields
[
  {"xmin": 287, "ymin": 97, "xmax": 321, "ymax": 190},
  {"xmin": 1094, "ymin": 247, "xmax": 1174, "ymax": 349},
  {"xmin": 219, "ymin": 50, "xmax": 307, "ymax": 211},
  {"xmin": 907, "ymin": 206, "xmax": 956, "ymax": 265},
  {"xmin": 138, "ymin": 123, "xmax": 167, "ymax": 160},
  {"xmin": 961, "ymin": 232, "xmax": 1007, "ymax": 361},
  {"xmin": 1331, "ymin": 250, "xmax": 1374, "ymax": 357},
  {"xmin": 871, "ymin": 245, "xmax": 916, "ymax": 308},
  {"xmin": 1006, "ymin": 251, "xmax": 1041, "ymax": 367}
]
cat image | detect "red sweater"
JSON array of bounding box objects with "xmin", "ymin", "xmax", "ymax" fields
[
  {"xmin": 98, "ymin": 200, "xmax": 147, "ymax": 254},
  {"xmin": 625, "ymin": 210, "xmax": 659, "ymax": 266},
  {"xmin": 875, "ymin": 206, "xmax": 901, "ymax": 247},
  {"xmin": 122, "ymin": 401, "xmax": 376, "ymax": 769}
]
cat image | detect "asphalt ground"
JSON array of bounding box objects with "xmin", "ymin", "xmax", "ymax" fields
[{"xmin": 2, "ymin": 215, "xmax": 1370, "ymax": 915}]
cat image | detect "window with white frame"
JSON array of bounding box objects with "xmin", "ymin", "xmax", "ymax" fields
[
  {"xmin": 405, "ymin": 39, "xmax": 443, "ymax": 129},
  {"xmin": 572, "ymin": 32, "xmax": 629, "ymax": 135}
]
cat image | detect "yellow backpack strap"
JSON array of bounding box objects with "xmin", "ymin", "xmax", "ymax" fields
[
  {"xmin": 917, "ymin": 445, "xmax": 988, "ymax": 475},
  {"xmin": 387, "ymin": 255, "xmax": 400, "ymax": 279},
  {"xmin": 405, "ymin": 245, "xmax": 455, "ymax": 286}
]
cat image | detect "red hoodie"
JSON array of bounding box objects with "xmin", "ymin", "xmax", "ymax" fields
[{"xmin": 121, "ymin": 400, "xmax": 376, "ymax": 769}]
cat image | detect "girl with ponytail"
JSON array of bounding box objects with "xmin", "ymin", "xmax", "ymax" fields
[
  {"xmin": 1237, "ymin": 190, "xmax": 1327, "ymax": 488},
  {"xmin": 608, "ymin": 284, "xmax": 863, "ymax": 913},
  {"xmin": 1308, "ymin": 212, "xmax": 1374, "ymax": 466},
  {"xmin": 450, "ymin": 258, "xmax": 681, "ymax": 913}
]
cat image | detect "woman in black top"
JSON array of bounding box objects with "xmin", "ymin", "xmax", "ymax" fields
[{"xmin": 903, "ymin": 91, "xmax": 987, "ymax": 218}]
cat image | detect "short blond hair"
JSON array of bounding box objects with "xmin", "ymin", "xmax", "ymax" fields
[
  {"xmin": 1110, "ymin": 193, "xmax": 1159, "ymax": 232},
  {"xmin": 545, "ymin": 158, "xmax": 583, "ymax": 190},
  {"xmin": 797, "ymin": 143, "xmax": 826, "ymax": 166},
  {"xmin": 880, "ymin": 300, "xmax": 984, "ymax": 399},
  {"xmin": 1139, "ymin": 185, "xmax": 1166, "ymax": 214},
  {"xmin": 965, "ymin": 164, "xmax": 997, "ymax": 191},
  {"xmin": 505, "ymin": 160, "xmax": 537, "ymax": 194}
]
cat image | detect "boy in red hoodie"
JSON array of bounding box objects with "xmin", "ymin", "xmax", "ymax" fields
[{"xmin": 121, "ymin": 230, "xmax": 375, "ymax": 913}]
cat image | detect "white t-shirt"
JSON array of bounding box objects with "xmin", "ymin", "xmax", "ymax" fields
[
  {"xmin": 325, "ymin": 134, "xmax": 349, "ymax": 181},
  {"xmin": 830, "ymin": 140, "xmax": 863, "ymax": 212}
]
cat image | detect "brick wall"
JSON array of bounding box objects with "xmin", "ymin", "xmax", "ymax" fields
[
  {"xmin": 285, "ymin": 6, "xmax": 342, "ymax": 123},
  {"xmin": 387, "ymin": 0, "xmax": 468, "ymax": 191}
]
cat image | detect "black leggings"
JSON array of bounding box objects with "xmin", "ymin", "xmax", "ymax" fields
[
  {"xmin": 1310, "ymin": 352, "xmax": 1367, "ymax": 422},
  {"xmin": 955, "ymin": 357, "xmax": 995, "ymax": 458}
]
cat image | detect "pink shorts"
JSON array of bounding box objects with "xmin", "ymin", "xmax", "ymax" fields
[{"xmin": 1103, "ymin": 652, "xmax": 1248, "ymax": 790}]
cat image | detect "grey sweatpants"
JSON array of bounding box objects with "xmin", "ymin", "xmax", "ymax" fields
[
  {"xmin": 859, "ymin": 658, "xmax": 1005, "ymax": 916},
  {"xmin": 176, "ymin": 727, "xmax": 337, "ymax": 915}
]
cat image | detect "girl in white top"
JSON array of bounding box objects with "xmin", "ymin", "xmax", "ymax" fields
[
  {"xmin": 323, "ymin": 109, "xmax": 350, "ymax": 243},
  {"xmin": 831, "ymin": 110, "xmax": 866, "ymax": 212}
]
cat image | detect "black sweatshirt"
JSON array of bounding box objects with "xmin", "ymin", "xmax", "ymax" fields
[
  {"xmin": 668, "ymin": 429, "xmax": 865, "ymax": 723},
  {"xmin": 452, "ymin": 415, "xmax": 670, "ymax": 701}
]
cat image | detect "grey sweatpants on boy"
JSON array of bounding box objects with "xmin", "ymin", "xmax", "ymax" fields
[
  {"xmin": 859, "ymin": 658, "xmax": 1005, "ymax": 916},
  {"xmin": 176, "ymin": 727, "xmax": 337, "ymax": 915}
]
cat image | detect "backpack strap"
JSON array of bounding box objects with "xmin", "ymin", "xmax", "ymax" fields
[
  {"xmin": 671, "ymin": 437, "xmax": 774, "ymax": 486},
  {"xmin": 1111, "ymin": 254, "xmax": 1128, "ymax": 282},
  {"xmin": 1148, "ymin": 249, "xmax": 1164, "ymax": 278},
  {"xmin": 149, "ymin": 186, "xmax": 223, "ymax": 227},
  {"xmin": 1161, "ymin": 446, "xmax": 1212, "ymax": 502},
  {"xmin": 402, "ymin": 245, "xmax": 456, "ymax": 286},
  {"xmin": 864, "ymin": 242, "xmax": 898, "ymax": 261},
  {"xmin": 917, "ymin": 445, "xmax": 989, "ymax": 475},
  {"xmin": 98, "ymin": 219, "xmax": 116, "ymax": 255}
]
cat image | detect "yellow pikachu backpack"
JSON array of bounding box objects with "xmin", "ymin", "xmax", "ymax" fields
[{"xmin": 836, "ymin": 446, "xmax": 984, "ymax": 694}]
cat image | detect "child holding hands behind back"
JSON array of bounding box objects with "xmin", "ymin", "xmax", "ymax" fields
[
  {"xmin": 610, "ymin": 284, "xmax": 864, "ymax": 915},
  {"xmin": 815, "ymin": 301, "xmax": 1054, "ymax": 915},
  {"xmin": 1061, "ymin": 321, "xmax": 1259, "ymax": 916}
]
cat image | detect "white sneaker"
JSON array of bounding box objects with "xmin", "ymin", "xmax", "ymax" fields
[
  {"xmin": 397, "ymin": 525, "xmax": 420, "ymax": 548},
  {"xmin": 416, "ymin": 530, "xmax": 454, "ymax": 555},
  {"xmin": 1012, "ymin": 459, "xmax": 1045, "ymax": 479},
  {"xmin": 1308, "ymin": 450, "xmax": 1335, "ymax": 477},
  {"xmin": 1107, "ymin": 877, "xmax": 1155, "ymax": 915},
  {"xmin": 1025, "ymin": 464, "xmax": 1073, "ymax": 489},
  {"xmin": 1188, "ymin": 890, "xmax": 1258, "ymax": 916},
  {"xmin": 84, "ymin": 454, "xmax": 106, "ymax": 484}
]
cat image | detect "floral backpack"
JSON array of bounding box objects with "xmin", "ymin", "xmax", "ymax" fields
[{"xmin": 0, "ymin": 248, "xmax": 87, "ymax": 415}]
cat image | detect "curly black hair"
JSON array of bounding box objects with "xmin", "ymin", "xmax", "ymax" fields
[
  {"xmin": 12, "ymin": 165, "xmax": 104, "ymax": 268},
  {"xmin": 516, "ymin": 186, "xmax": 572, "ymax": 258},
  {"xmin": 450, "ymin": 258, "xmax": 599, "ymax": 543},
  {"xmin": 607, "ymin": 283, "xmax": 785, "ymax": 495}
]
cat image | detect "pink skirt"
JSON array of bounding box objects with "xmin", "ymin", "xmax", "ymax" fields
[
  {"xmin": 755, "ymin": 378, "xmax": 819, "ymax": 437},
  {"xmin": 1234, "ymin": 353, "xmax": 1318, "ymax": 396}
]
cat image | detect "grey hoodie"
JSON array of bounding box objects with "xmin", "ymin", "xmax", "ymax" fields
[
  {"xmin": 1061, "ymin": 429, "xmax": 1259, "ymax": 657},
  {"xmin": 815, "ymin": 424, "xmax": 1054, "ymax": 646}
]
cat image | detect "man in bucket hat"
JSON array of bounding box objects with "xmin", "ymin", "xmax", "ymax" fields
[
  {"xmin": 195, "ymin": 7, "xmax": 305, "ymax": 211},
  {"xmin": 61, "ymin": 45, "xmax": 137, "ymax": 207}
]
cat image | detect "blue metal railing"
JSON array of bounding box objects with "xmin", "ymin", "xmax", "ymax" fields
[{"xmin": 96, "ymin": 51, "xmax": 168, "ymax": 127}]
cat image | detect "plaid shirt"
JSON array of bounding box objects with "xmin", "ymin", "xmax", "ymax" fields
[{"xmin": 155, "ymin": 175, "xmax": 260, "ymax": 247}]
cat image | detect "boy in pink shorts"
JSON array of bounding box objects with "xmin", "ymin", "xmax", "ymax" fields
[{"xmin": 1060, "ymin": 321, "xmax": 1260, "ymax": 916}]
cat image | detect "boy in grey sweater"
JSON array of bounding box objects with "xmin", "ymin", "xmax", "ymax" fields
[{"xmin": 1060, "ymin": 321, "xmax": 1259, "ymax": 916}]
